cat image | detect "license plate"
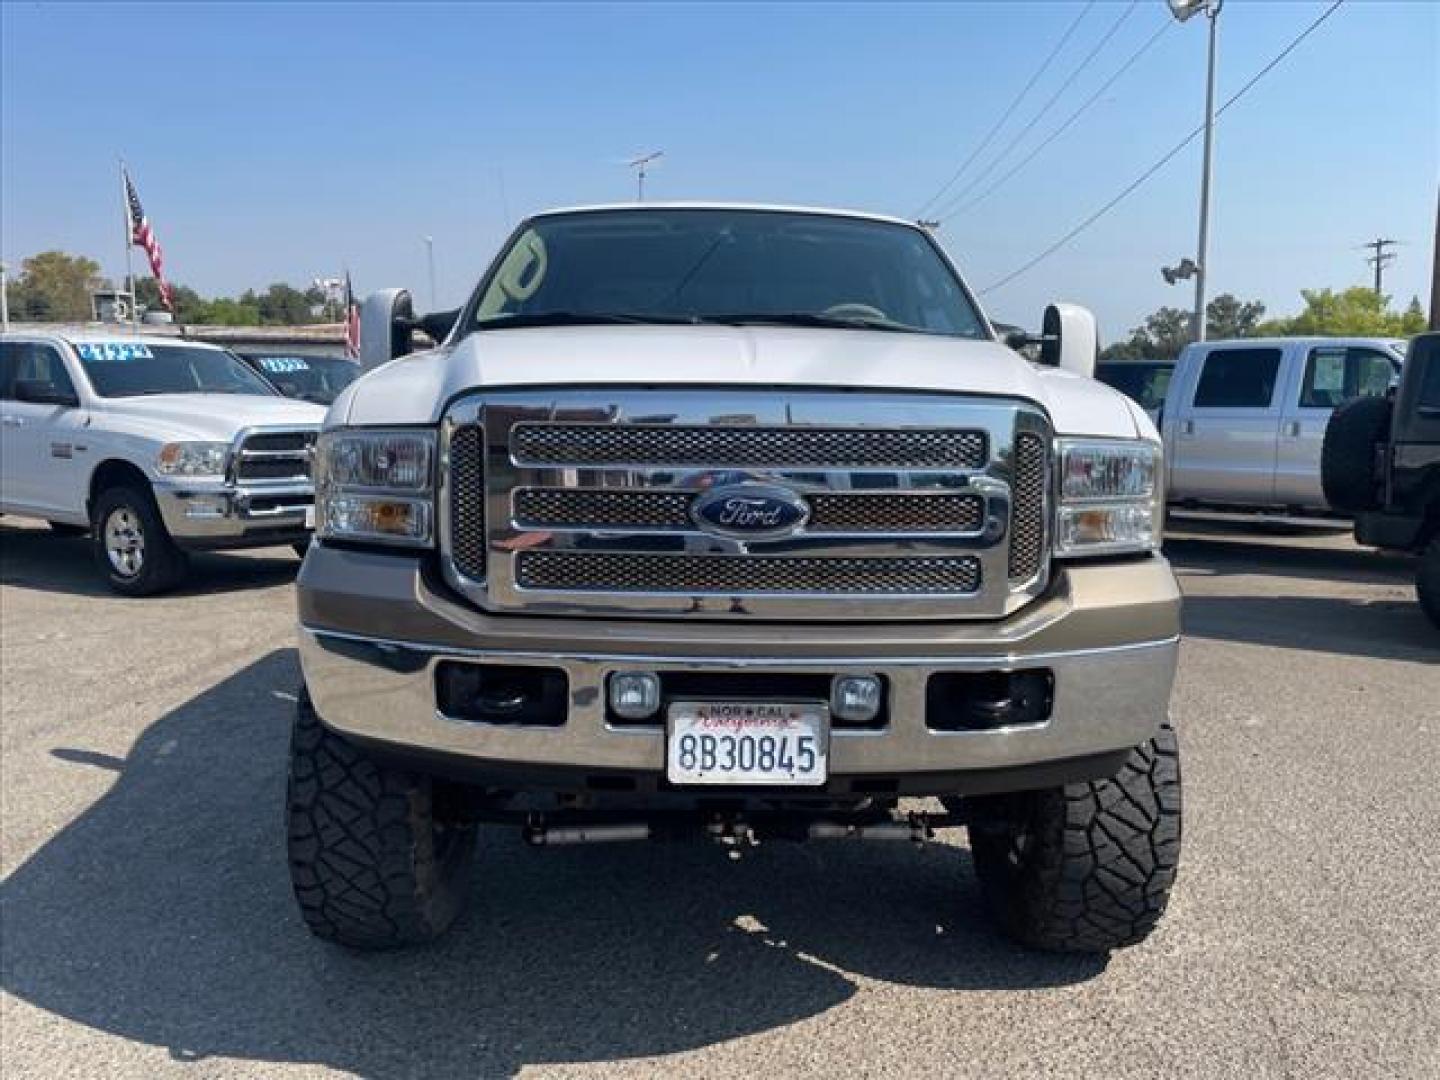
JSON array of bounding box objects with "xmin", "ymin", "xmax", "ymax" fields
[
  {"xmin": 303, "ymin": 505, "xmax": 315, "ymax": 529},
  {"xmin": 666, "ymin": 701, "xmax": 829, "ymax": 786}
]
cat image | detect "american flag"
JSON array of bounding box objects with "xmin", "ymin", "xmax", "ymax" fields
[
  {"xmin": 343, "ymin": 271, "xmax": 360, "ymax": 358},
  {"xmin": 123, "ymin": 167, "xmax": 174, "ymax": 312}
]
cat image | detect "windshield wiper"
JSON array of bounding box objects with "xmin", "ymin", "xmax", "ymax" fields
[
  {"xmin": 474, "ymin": 311, "xmax": 699, "ymax": 330},
  {"xmin": 717, "ymin": 312, "xmax": 920, "ymax": 334}
]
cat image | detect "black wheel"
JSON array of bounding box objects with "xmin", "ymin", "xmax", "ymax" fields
[
  {"xmin": 1321, "ymin": 396, "xmax": 1392, "ymax": 512},
  {"xmin": 968, "ymin": 722, "xmax": 1182, "ymax": 953},
  {"xmin": 47, "ymin": 521, "xmax": 89, "ymax": 537},
  {"xmin": 1417, "ymin": 536, "xmax": 1440, "ymax": 631},
  {"xmin": 287, "ymin": 687, "xmax": 477, "ymax": 949},
  {"xmin": 91, "ymin": 485, "xmax": 188, "ymax": 596}
]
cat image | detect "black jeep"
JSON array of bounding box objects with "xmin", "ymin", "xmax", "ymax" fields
[{"xmin": 1323, "ymin": 332, "xmax": 1440, "ymax": 628}]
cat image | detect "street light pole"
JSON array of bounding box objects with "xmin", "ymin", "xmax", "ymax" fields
[
  {"xmin": 1193, "ymin": 2, "xmax": 1220, "ymax": 342},
  {"xmin": 424, "ymin": 235, "xmax": 437, "ymax": 310},
  {"xmin": 1170, "ymin": 0, "xmax": 1222, "ymax": 343}
]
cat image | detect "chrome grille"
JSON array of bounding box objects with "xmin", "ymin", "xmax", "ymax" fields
[
  {"xmin": 233, "ymin": 428, "xmax": 317, "ymax": 483},
  {"xmin": 513, "ymin": 488, "xmax": 984, "ymax": 534},
  {"xmin": 450, "ymin": 425, "xmax": 486, "ymax": 580},
  {"xmin": 442, "ymin": 389, "xmax": 1050, "ymax": 621},
  {"xmin": 516, "ymin": 552, "xmax": 982, "ymax": 595},
  {"xmin": 511, "ymin": 423, "xmax": 986, "ymax": 470},
  {"xmin": 1009, "ymin": 432, "xmax": 1047, "ymax": 581}
]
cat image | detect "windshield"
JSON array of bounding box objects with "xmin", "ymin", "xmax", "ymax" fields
[
  {"xmin": 468, "ymin": 209, "xmax": 987, "ymax": 338},
  {"xmin": 243, "ymin": 354, "xmax": 360, "ymax": 405},
  {"xmin": 75, "ymin": 342, "xmax": 277, "ymax": 398}
]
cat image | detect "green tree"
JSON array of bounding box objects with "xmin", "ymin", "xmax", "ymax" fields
[
  {"xmin": 1205, "ymin": 293, "xmax": 1266, "ymax": 340},
  {"xmin": 9, "ymin": 251, "xmax": 106, "ymax": 321},
  {"xmin": 255, "ymin": 283, "xmax": 316, "ymax": 325},
  {"xmin": 133, "ymin": 278, "xmax": 208, "ymax": 323},
  {"xmin": 198, "ymin": 297, "xmax": 262, "ymax": 326},
  {"xmin": 1259, "ymin": 287, "xmax": 1424, "ymax": 337}
]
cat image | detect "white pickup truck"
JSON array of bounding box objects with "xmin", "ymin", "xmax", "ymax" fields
[
  {"xmin": 1162, "ymin": 336, "xmax": 1405, "ymax": 516},
  {"xmin": 289, "ymin": 204, "xmax": 1182, "ymax": 955},
  {"xmin": 0, "ymin": 330, "xmax": 326, "ymax": 594}
]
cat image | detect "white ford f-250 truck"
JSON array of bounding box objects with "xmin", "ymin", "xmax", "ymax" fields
[
  {"xmin": 291, "ymin": 205, "xmax": 1182, "ymax": 954},
  {"xmin": 0, "ymin": 332, "xmax": 326, "ymax": 594}
]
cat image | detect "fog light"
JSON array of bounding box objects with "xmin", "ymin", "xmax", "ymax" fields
[
  {"xmin": 609, "ymin": 671, "xmax": 661, "ymax": 720},
  {"xmin": 831, "ymin": 675, "xmax": 882, "ymax": 724}
]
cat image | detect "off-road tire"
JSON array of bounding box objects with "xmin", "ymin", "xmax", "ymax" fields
[
  {"xmin": 1417, "ymin": 536, "xmax": 1440, "ymax": 631},
  {"xmin": 969, "ymin": 722, "xmax": 1182, "ymax": 953},
  {"xmin": 47, "ymin": 521, "xmax": 89, "ymax": 537},
  {"xmin": 1321, "ymin": 396, "xmax": 1392, "ymax": 512},
  {"xmin": 286, "ymin": 689, "xmax": 477, "ymax": 949},
  {"xmin": 91, "ymin": 484, "xmax": 188, "ymax": 596}
]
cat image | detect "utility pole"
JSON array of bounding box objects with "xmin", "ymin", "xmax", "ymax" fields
[
  {"xmin": 627, "ymin": 151, "xmax": 664, "ymax": 201},
  {"xmin": 424, "ymin": 235, "xmax": 437, "ymax": 310},
  {"xmin": 1430, "ymin": 187, "xmax": 1439, "ymax": 331},
  {"xmin": 1361, "ymin": 237, "xmax": 1399, "ymax": 299}
]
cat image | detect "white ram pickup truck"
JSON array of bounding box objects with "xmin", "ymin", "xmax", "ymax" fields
[
  {"xmin": 0, "ymin": 331, "xmax": 326, "ymax": 594},
  {"xmin": 291, "ymin": 205, "xmax": 1182, "ymax": 954}
]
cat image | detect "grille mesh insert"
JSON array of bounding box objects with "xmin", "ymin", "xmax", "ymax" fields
[
  {"xmin": 449, "ymin": 425, "xmax": 486, "ymax": 580},
  {"xmin": 511, "ymin": 424, "xmax": 986, "ymax": 470},
  {"xmin": 516, "ymin": 552, "xmax": 982, "ymax": 595},
  {"xmin": 513, "ymin": 488, "xmax": 984, "ymax": 534},
  {"xmin": 1008, "ymin": 432, "xmax": 1047, "ymax": 581}
]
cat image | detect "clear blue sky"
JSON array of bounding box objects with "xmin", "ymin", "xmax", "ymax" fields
[{"xmin": 2, "ymin": 1, "xmax": 1435, "ymax": 338}]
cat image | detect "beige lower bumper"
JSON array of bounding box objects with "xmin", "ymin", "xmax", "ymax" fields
[{"xmin": 296, "ymin": 546, "xmax": 1180, "ymax": 781}]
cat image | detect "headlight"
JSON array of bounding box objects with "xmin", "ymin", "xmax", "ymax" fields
[
  {"xmin": 1054, "ymin": 438, "xmax": 1162, "ymax": 557},
  {"xmin": 315, "ymin": 429, "xmax": 435, "ymax": 547},
  {"xmin": 156, "ymin": 441, "xmax": 230, "ymax": 477}
]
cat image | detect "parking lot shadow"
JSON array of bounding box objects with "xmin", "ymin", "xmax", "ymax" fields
[
  {"xmin": 0, "ymin": 522, "xmax": 298, "ymax": 598},
  {"xmin": 1, "ymin": 650, "xmax": 1103, "ymax": 1078}
]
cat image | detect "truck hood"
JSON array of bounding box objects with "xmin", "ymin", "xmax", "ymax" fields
[
  {"xmin": 337, "ymin": 326, "xmax": 1142, "ymax": 438},
  {"xmin": 96, "ymin": 393, "xmax": 327, "ymax": 442}
]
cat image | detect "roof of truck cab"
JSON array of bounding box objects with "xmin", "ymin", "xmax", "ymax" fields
[
  {"xmin": 1, "ymin": 326, "xmax": 226, "ymax": 349},
  {"xmin": 525, "ymin": 202, "xmax": 921, "ymax": 229},
  {"xmin": 1186, "ymin": 336, "xmax": 1408, "ymax": 349}
]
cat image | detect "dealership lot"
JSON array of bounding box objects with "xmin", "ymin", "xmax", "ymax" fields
[{"xmin": 1, "ymin": 518, "xmax": 1436, "ymax": 1079}]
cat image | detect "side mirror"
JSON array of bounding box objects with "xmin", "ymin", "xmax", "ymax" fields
[
  {"xmin": 358, "ymin": 288, "xmax": 416, "ymax": 372},
  {"xmin": 14, "ymin": 379, "xmax": 79, "ymax": 408},
  {"xmin": 1037, "ymin": 303, "xmax": 1098, "ymax": 379}
]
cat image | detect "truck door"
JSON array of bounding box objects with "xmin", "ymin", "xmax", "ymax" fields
[
  {"xmin": 1276, "ymin": 343, "xmax": 1398, "ymax": 509},
  {"xmin": 1169, "ymin": 345, "xmax": 1285, "ymax": 505},
  {"xmin": 0, "ymin": 341, "xmax": 87, "ymax": 516}
]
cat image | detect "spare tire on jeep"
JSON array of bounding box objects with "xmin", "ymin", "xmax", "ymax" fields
[{"xmin": 1322, "ymin": 396, "xmax": 1393, "ymax": 512}]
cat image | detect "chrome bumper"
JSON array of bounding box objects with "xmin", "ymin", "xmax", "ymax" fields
[
  {"xmin": 296, "ymin": 545, "xmax": 1180, "ymax": 783},
  {"xmin": 154, "ymin": 479, "xmax": 313, "ymax": 544}
]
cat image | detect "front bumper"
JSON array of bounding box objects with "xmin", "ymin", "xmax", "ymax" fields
[
  {"xmin": 154, "ymin": 479, "xmax": 313, "ymax": 549},
  {"xmin": 296, "ymin": 545, "xmax": 1180, "ymax": 795}
]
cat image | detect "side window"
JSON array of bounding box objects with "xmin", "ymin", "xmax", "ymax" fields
[
  {"xmin": 0, "ymin": 342, "xmax": 19, "ymax": 399},
  {"xmin": 1348, "ymin": 348, "xmax": 1395, "ymax": 400},
  {"xmin": 1300, "ymin": 347, "xmax": 1395, "ymax": 408},
  {"xmin": 1419, "ymin": 357, "xmax": 1440, "ymax": 409},
  {"xmin": 14, "ymin": 344, "xmax": 77, "ymax": 397},
  {"xmin": 1193, "ymin": 348, "xmax": 1282, "ymax": 409}
]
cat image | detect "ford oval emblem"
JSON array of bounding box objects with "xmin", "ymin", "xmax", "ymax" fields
[{"xmin": 690, "ymin": 484, "xmax": 810, "ymax": 541}]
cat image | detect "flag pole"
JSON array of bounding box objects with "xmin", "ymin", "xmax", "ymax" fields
[{"xmin": 119, "ymin": 158, "xmax": 138, "ymax": 333}]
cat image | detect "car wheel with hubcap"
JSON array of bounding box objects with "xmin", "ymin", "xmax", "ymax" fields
[{"xmin": 91, "ymin": 485, "xmax": 188, "ymax": 596}]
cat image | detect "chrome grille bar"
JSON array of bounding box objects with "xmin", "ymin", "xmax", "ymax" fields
[{"xmin": 440, "ymin": 389, "xmax": 1051, "ymax": 621}]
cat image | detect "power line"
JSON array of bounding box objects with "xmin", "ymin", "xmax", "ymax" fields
[
  {"xmin": 915, "ymin": 2, "xmax": 1095, "ymax": 219},
  {"xmin": 933, "ymin": 0, "xmax": 1140, "ymax": 221},
  {"xmin": 944, "ymin": 15, "xmax": 1174, "ymax": 222},
  {"xmin": 979, "ymin": 0, "xmax": 1348, "ymax": 296}
]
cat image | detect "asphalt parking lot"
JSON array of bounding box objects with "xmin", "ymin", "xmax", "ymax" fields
[{"xmin": 1, "ymin": 517, "xmax": 1436, "ymax": 1079}]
